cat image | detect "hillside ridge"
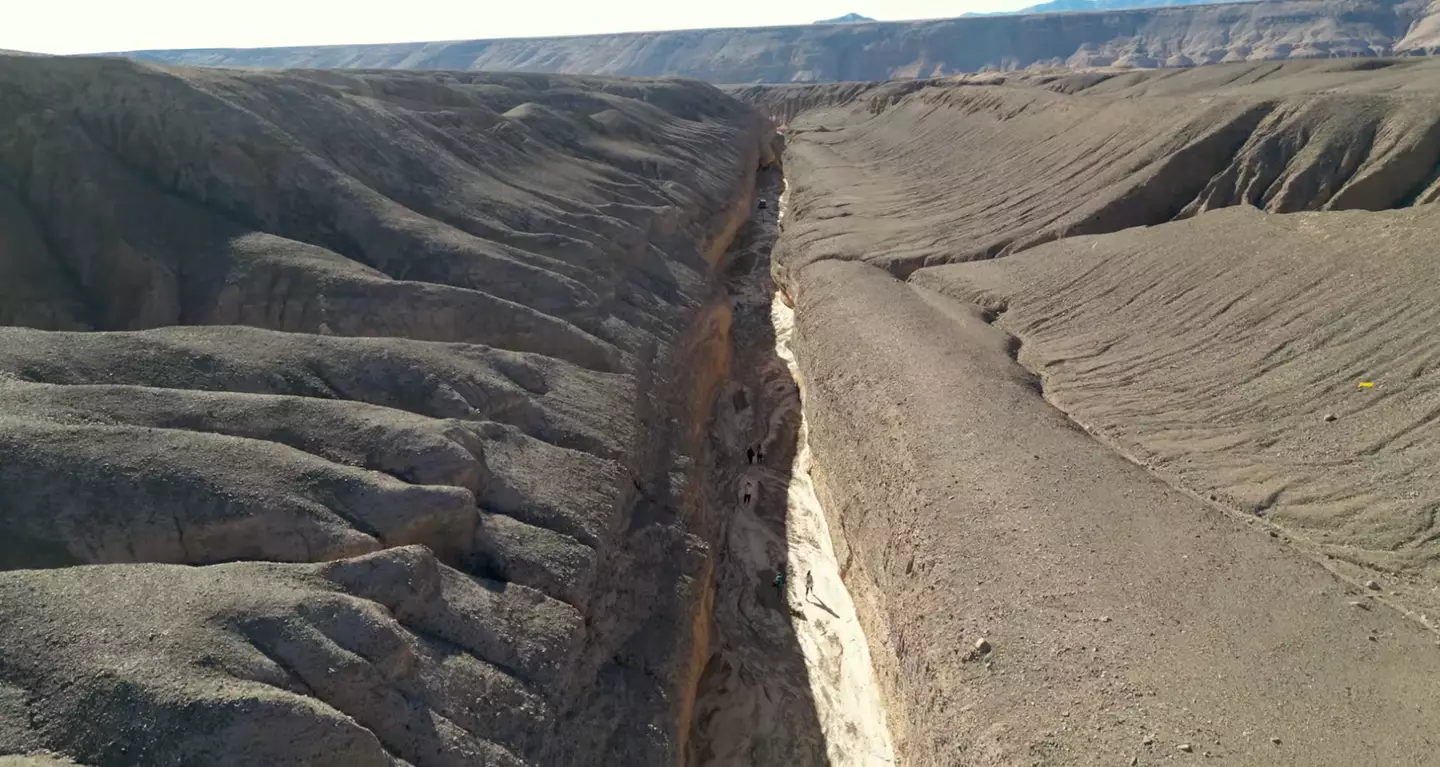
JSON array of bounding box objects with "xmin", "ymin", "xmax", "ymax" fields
[{"xmin": 119, "ymin": 0, "xmax": 1440, "ymax": 83}]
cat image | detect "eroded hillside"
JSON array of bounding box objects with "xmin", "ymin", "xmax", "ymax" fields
[
  {"xmin": 759, "ymin": 58, "xmax": 1440, "ymax": 764},
  {"xmin": 8, "ymin": 49, "xmax": 1440, "ymax": 767},
  {"xmin": 0, "ymin": 55, "xmax": 778, "ymax": 766},
  {"xmin": 123, "ymin": 0, "xmax": 1440, "ymax": 83},
  {"xmin": 752, "ymin": 58, "xmax": 1440, "ymax": 278}
]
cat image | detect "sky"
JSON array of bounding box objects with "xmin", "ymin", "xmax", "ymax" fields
[{"xmin": 1, "ymin": 0, "xmax": 1031, "ymax": 55}]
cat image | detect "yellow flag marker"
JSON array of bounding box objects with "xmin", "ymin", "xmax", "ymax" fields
[{"xmin": 1358, "ymin": 382, "xmax": 1375, "ymax": 388}]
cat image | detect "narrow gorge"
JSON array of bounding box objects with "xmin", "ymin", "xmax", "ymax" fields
[
  {"xmin": 687, "ymin": 170, "xmax": 896, "ymax": 766},
  {"xmin": 0, "ymin": 53, "xmax": 899, "ymax": 767},
  {"xmin": 5, "ymin": 51, "xmax": 1440, "ymax": 767}
]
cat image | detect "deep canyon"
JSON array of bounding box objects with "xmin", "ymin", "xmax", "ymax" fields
[{"xmin": 1, "ymin": 50, "xmax": 1440, "ymax": 767}]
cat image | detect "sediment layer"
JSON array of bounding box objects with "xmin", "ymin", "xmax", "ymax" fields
[{"xmin": 120, "ymin": 0, "xmax": 1440, "ymax": 83}]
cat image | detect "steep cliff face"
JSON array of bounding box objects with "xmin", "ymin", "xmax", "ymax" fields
[
  {"xmin": 1396, "ymin": 0, "xmax": 1440, "ymax": 50},
  {"xmin": 123, "ymin": 0, "xmax": 1438, "ymax": 83},
  {"xmin": 767, "ymin": 58, "xmax": 1440, "ymax": 765},
  {"xmin": 0, "ymin": 55, "xmax": 776, "ymax": 766}
]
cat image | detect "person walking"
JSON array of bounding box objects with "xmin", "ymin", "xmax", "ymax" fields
[
  {"xmin": 804, "ymin": 570, "xmax": 814, "ymax": 599},
  {"xmin": 772, "ymin": 570, "xmax": 785, "ymax": 600}
]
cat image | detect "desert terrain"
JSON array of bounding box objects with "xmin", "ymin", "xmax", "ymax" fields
[
  {"xmin": 2, "ymin": 35, "xmax": 1440, "ymax": 767},
  {"xmin": 749, "ymin": 57, "xmax": 1440, "ymax": 764},
  {"xmin": 0, "ymin": 54, "xmax": 783, "ymax": 765},
  {"xmin": 124, "ymin": 0, "xmax": 1440, "ymax": 83}
]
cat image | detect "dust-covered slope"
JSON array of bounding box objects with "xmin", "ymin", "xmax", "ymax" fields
[
  {"xmin": 914, "ymin": 204, "xmax": 1440, "ymax": 615},
  {"xmin": 123, "ymin": 0, "xmax": 1437, "ymax": 83},
  {"xmin": 0, "ymin": 55, "xmax": 776, "ymax": 766},
  {"xmin": 786, "ymin": 259, "xmax": 1440, "ymax": 766},
  {"xmin": 760, "ymin": 58, "xmax": 1440, "ymax": 279},
  {"xmin": 768, "ymin": 58, "xmax": 1440, "ymax": 765}
]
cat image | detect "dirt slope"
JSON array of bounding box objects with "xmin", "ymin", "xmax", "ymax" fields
[
  {"xmin": 0, "ymin": 55, "xmax": 776, "ymax": 766},
  {"xmin": 756, "ymin": 59, "xmax": 1440, "ymax": 279},
  {"xmin": 122, "ymin": 0, "xmax": 1438, "ymax": 83},
  {"xmin": 768, "ymin": 58, "xmax": 1440, "ymax": 765},
  {"xmin": 787, "ymin": 260, "xmax": 1440, "ymax": 765},
  {"xmin": 914, "ymin": 204, "xmax": 1440, "ymax": 619}
]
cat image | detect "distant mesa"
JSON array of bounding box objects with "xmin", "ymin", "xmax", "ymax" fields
[
  {"xmin": 969, "ymin": 0, "xmax": 1232, "ymax": 14},
  {"xmin": 119, "ymin": 0, "xmax": 1440, "ymax": 84},
  {"xmin": 815, "ymin": 12, "xmax": 876, "ymax": 23}
]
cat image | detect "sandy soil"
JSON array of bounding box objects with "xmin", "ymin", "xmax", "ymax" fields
[
  {"xmin": 688, "ymin": 172, "xmax": 894, "ymax": 766},
  {"xmin": 757, "ymin": 59, "xmax": 1440, "ymax": 282},
  {"xmin": 764, "ymin": 64, "xmax": 1440, "ymax": 765},
  {"xmin": 914, "ymin": 203, "xmax": 1440, "ymax": 625},
  {"xmin": 785, "ymin": 258, "xmax": 1440, "ymax": 765}
]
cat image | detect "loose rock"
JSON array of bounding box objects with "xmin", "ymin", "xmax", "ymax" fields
[
  {"xmin": 1323, "ymin": 413, "xmax": 1337, "ymax": 422},
  {"xmin": 1177, "ymin": 743, "xmax": 1193, "ymax": 753},
  {"xmin": 1365, "ymin": 580, "xmax": 1380, "ymax": 590}
]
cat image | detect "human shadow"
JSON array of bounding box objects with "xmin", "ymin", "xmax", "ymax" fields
[
  {"xmin": 685, "ymin": 162, "xmax": 833, "ymax": 766},
  {"xmin": 805, "ymin": 595, "xmax": 840, "ymax": 620}
]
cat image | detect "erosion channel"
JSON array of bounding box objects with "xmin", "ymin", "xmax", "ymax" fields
[{"xmin": 690, "ymin": 169, "xmax": 896, "ymax": 766}]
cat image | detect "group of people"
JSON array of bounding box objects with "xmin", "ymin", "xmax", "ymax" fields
[
  {"xmin": 741, "ymin": 439, "xmax": 814, "ymax": 607},
  {"xmin": 773, "ymin": 567, "xmax": 814, "ymax": 602}
]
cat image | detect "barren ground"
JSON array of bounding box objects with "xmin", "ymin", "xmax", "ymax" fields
[
  {"xmin": 761, "ymin": 58, "xmax": 1440, "ymax": 765},
  {"xmin": 4, "ymin": 50, "xmax": 1440, "ymax": 767},
  {"xmin": 0, "ymin": 55, "xmax": 781, "ymax": 766}
]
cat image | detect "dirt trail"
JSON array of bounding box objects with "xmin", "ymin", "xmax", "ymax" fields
[{"xmin": 688, "ymin": 171, "xmax": 895, "ymax": 766}]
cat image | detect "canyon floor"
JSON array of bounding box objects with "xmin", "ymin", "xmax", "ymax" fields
[{"xmin": 2, "ymin": 52, "xmax": 1440, "ymax": 767}]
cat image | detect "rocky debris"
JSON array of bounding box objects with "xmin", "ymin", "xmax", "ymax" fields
[
  {"xmin": 1324, "ymin": 413, "xmax": 1338, "ymax": 422},
  {"xmin": 1366, "ymin": 580, "xmax": 1382, "ymax": 590},
  {"xmin": 962, "ymin": 637, "xmax": 993, "ymax": 663},
  {"xmin": 1178, "ymin": 743, "xmax": 1194, "ymax": 753}
]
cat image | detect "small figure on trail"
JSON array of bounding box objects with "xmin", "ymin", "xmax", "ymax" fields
[
  {"xmin": 804, "ymin": 570, "xmax": 814, "ymax": 598},
  {"xmin": 746, "ymin": 447, "xmax": 756, "ymax": 465},
  {"xmin": 773, "ymin": 570, "xmax": 786, "ymax": 599},
  {"xmin": 742, "ymin": 487, "xmax": 752, "ymax": 504}
]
